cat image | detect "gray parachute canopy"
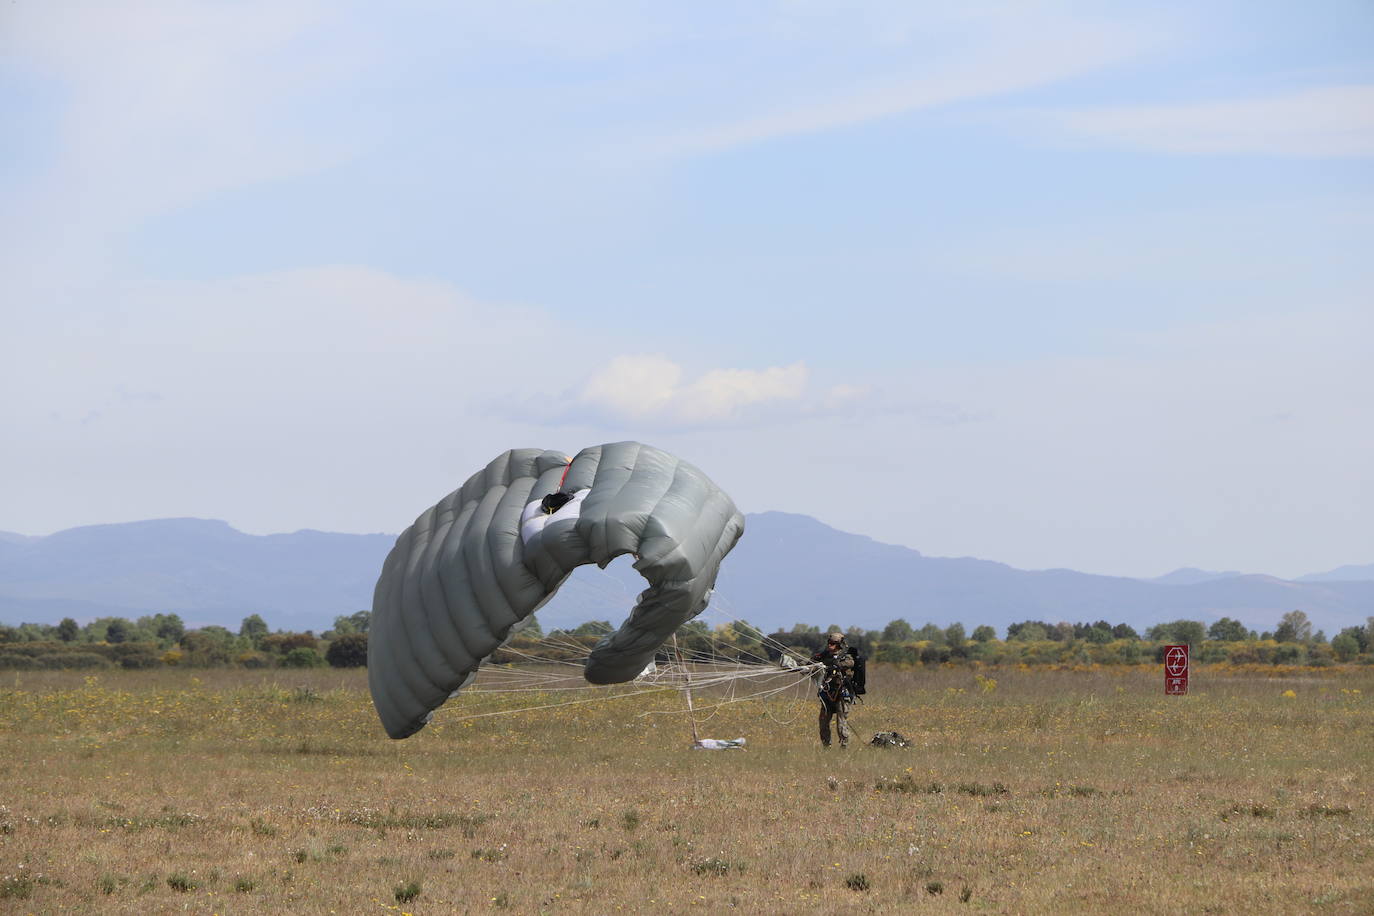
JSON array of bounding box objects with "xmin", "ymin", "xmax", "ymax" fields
[{"xmin": 367, "ymin": 441, "xmax": 746, "ymax": 739}]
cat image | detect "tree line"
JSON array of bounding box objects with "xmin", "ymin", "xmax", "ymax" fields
[
  {"xmin": 2, "ymin": 608, "xmax": 1372, "ymax": 670},
  {"xmin": 758, "ymin": 609, "xmax": 1374, "ymax": 667},
  {"xmin": 551, "ymin": 610, "xmax": 1374, "ymax": 668},
  {"xmin": 0, "ymin": 611, "xmax": 371, "ymax": 670}
]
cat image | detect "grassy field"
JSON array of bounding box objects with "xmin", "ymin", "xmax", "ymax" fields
[{"xmin": 1, "ymin": 664, "xmax": 1371, "ymax": 914}]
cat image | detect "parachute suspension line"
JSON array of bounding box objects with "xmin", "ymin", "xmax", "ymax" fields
[
  {"xmin": 633, "ymin": 673, "xmax": 815, "ymax": 720},
  {"xmin": 557, "ymin": 458, "xmax": 572, "ymax": 489},
  {"xmin": 674, "ymin": 633, "xmax": 701, "ymax": 745},
  {"xmin": 673, "ymin": 603, "xmax": 824, "ymax": 728},
  {"xmin": 455, "ymin": 602, "xmax": 826, "ymax": 725},
  {"xmin": 440, "ymin": 683, "xmax": 680, "ymax": 723},
  {"xmin": 726, "ymin": 614, "xmax": 811, "ymax": 667},
  {"xmin": 691, "ymin": 600, "xmax": 815, "ymax": 669}
]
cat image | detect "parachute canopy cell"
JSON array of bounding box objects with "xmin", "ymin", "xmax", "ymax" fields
[{"xmin": 367, "ymin": 441, "xmax": 746, "ymax": 739}]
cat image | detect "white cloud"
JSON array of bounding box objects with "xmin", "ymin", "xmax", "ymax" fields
[
  {"xmin": 1036, "ymin": 85, "xmax": 1374, "ymax": 157},
  {"xmin": 575, "ymin": 357, "xmax": 811, "ymax": 425},
  {"xmin": 678, "ymin": 364, "xmax": 811, "ymax": 423},
  {"xmin": 623, "ymin": 14, "xmax": 1152, "ymax": 160},
  {"xmin": 576, "ymin": 355, "xmax": 684, "ymax": 419}
]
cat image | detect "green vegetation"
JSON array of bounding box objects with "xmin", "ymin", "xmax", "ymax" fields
[
  {"xmin": 764, "ymin": 612, "xmax": 1374, "ymax": 669},
  {"xmin": 3, "ymin": 609, "xmax": 1372, "ymax": 672},
  {"xmin": 0, "ymin": 612, "xmax": 374, "ymax": 671}
]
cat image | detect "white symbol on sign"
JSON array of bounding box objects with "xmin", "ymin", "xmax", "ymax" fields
[{"xmin": 1165, "ymin": 647, "xmax": 1188, "ymax": 676}]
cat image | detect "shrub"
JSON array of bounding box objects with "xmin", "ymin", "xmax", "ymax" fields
[
  {"xmin": 263, "ymin": 632, "xmax": 318, "ymax": 655},
  {"xmin": 118, "ymin": 649, "xmax": 162, "ymax": 669},
  {"xmin": 1009, "ymin": 622, "xmax": 1048, "ymax": 642},
  {"xmin": 874, "ymin": 643, "xmax": 919, "ymax": 665},
  {"xmin": 690, "ymin": 857, "xmax": 743, "ymax": 876},
  {"xmin": 239, "ymin": 614, "xmax": 269, "ymax": 646},
  {"xmin": 1, "ymin": 873, "xmax": 34, "ymax": 899},
  {"xmin": 394, "ymin": 881, "xmax": 421, "ymax": 904},
  {"xmin": 0, "ymin": 653, "xmax": 37, "ymax": 670},
  {"xmin": 179, "ymin": 631, "xmax": 231, "ymax": 667},
  {"xmin": 166, "ymin": 873, "xmax": 197, "ymax": 892},
  {"xmin": 919, "ymin": 645, "xmax": 950, "ymax": 665},
  {"xmin": 875, "ymin": 775, "xmax": 942, "ymax": 794},
  {"xmin": 1274, "ymin": 610, "xmax": 1312, "ymax": 643},
  {"xmin": 153, "ymin": 614, "xmax": 186, "ymax": 645},
  {"xmin": 1221, "ymin": 803, "xmax": 1276, "ymax": 820},
  {"xmin": 1192, "ymin": 642, "xmax": 1221, "ymax": 664},
  {"xmin": 282, "ymin": 647, "xmax": 326, "ymax": 669},
  {"xmin": 1271, "ymin": 643, "xmax": 1303, "ymax": 665},
  {"xmin": 38, "ymin": 652, "xmax": 111, "ymax": 670},
  {"xmin": 325, "ymin": 633, "xmax": 368, "ymax": 668},
  {"xmin": 1208, "ymin": 617, "xmax": 1248, "ymax": 641},
  {"xmin": 1332, "ymin": 633, "xmax": 1361, "ymax": 662}
]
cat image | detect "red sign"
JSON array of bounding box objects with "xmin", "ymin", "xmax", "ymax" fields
[{"xmin": 1164, "ymin": 644, "xmax": 1189, "ymax": 695}]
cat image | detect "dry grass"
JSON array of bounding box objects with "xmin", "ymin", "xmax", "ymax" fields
[{"xmin": 1, "ymin": 664, "xmax": 1371, "ymax": 913}]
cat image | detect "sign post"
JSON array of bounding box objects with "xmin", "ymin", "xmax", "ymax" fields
[{"xmin": 1164, "ymin": 644, "xmax": 1189, "ymax": 695}]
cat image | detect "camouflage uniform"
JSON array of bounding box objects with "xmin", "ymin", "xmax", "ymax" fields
[{"xmin": 812, "ymin": 642, "xmax": 855, "ymax": 748}]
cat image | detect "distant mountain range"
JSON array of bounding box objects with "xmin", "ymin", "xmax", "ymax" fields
[
  {"xmin": 1, "ymin": 515, "xmax": 1370, "ymax": 636},
  {"xmin": 1147, "ymin": 563, "xmax": 1374, "ymax": 586},
  {"xmin": 1295, "ymin": 563, "xmax": 1374, "ymax": 584},
  {"xmin": 1148, "ymin": 567, "xmax": 1246, "ymax": 586}
]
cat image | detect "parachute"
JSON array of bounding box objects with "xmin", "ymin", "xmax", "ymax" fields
[{"xmin": 368, "ymin": 441, "xmax": 746, "ymax": 739}]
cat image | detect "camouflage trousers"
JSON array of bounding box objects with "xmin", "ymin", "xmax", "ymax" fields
[{"xmin": 818, "ymin": 694, "xmax": 851, "ymax": 748}]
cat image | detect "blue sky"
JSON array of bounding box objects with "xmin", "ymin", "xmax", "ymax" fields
[{"xmin": 2, "ymin": 1, "xmax": 1371, "ymax": 579}]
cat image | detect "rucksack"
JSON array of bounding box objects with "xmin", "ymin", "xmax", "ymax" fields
[{"xmin": 848, "ymin": 646, "xmax": 867, "ymax": 695}]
